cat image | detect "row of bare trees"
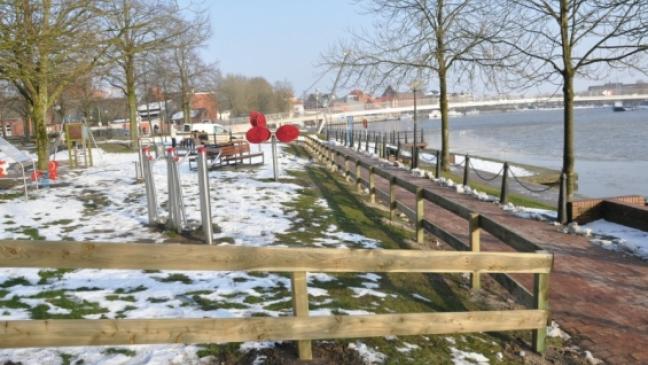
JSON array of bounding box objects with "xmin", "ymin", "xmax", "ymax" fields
[
  {"xmin": 0, "ymin": 0, "xmax": 214, "ymax": 170},
  {"xmin": 324, "ymin": 0, "xmax": 648, "ymax": 198}
]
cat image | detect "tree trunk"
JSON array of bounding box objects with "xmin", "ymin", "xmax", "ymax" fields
[
  {"xmin": 33, "ymin": 91, "xmax": 49, "ymax": 170},
  {"xmin": 438, "ymin": 65, "xmax": 450, "ymax": 171},
  {"xmin": 125, "ymin": 53, "xmax": 139, "ymax": 148},
  {"xmin": 562, "ymin": 72, "xmax": 575, "ymax": 197}
]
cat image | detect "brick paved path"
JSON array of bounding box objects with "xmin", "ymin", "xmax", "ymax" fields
[{"xmin": 323, "ymin": 145, "xmax": 648, "ymax": 365}]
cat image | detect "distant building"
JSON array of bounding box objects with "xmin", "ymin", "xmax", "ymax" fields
[
  {"xmin": 304, "ymin": 93, "xmax": 332, "ymax": 109},
  {"xmin": 586, "ymin": 81, "xmax": 648, "ymax": 96}
]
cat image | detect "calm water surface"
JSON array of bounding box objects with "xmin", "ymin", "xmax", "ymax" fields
[{"xmin": 367, "ymin": 108, "xmax": 648, "ymax": 198}]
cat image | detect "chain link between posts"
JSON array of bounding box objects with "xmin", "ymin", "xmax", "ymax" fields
[
  {"xmin": 509, "ymin": 168, "xmax": 556, "ymax": 193},
  {"xmin": 468, "ymin": 160, "xmax": 505, "ymax": 182}
]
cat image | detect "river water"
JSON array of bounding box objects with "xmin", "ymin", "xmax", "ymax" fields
[{"xmin": 366, "ymin": 107, "xmax": 648, "ymax": 198}]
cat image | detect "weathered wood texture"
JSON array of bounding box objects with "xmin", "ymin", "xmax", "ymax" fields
[
  {"xmin": 291, "ymin": 272, "xmax": 313, "ymax": 360},
  {"xmin": 0, "ymin": 241, "xmax": 552, "ymax": 273},
  {"xmin": 0, "ymin": 310, "xmax": 548, "ymax": 348}
]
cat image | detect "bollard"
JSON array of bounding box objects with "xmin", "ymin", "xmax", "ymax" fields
[
  {"xmin": 500, "ymin": 162, "xmax": 509, "ymax": 205},
  {"xmin": 142, "ymin": 147, "xmax": 158, "ymax": 226},
  {"xmin": 463, "ymin": 155, "xmax": 470, "ymax": 186},
  {"xmin": 197, "ymin": 146, "xmax": 213, "ymax": 245}
]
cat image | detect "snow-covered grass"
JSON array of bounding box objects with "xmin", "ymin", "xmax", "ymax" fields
[
  {"xmin": 584, "ymin": 219, "xmax": 648, "ymax": 260},
  {"xmin": 0, "ymin": 139, "xmax": 583, "ymax": 364},
  {"xmin": 0, "ymin": 143, "xmax": 407, "ymax": 364}
]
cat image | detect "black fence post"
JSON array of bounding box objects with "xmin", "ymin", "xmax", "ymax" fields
[
  {"xmin": 463, "ymin": 155, "xmax": 470, "ymax": 186},
  {"xmin": 396, "ymin": 140, "xmax": 401, "ymax": 162},
  {"xmin": 435, "ymin": 150, "xmax": 441, "ymax": 178},
  {"xmin": 500, "ymin": 162, "xmax": 509, "ymax": 204},
  {"xmin": 374, "ymin": 132, "xmax": 378, "ymax": 154},
  {"xmin": 558, "ymin": 172, "xmax": 568, "ymax": 224}
]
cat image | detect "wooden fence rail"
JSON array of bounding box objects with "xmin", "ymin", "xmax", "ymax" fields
[
  {"xmin": 304, "ymin": 136, "xmax": 551, "ymax": 321},
  {"xmin": 0, "ymin": 240, "xmax": 552, "ymax": 359}
]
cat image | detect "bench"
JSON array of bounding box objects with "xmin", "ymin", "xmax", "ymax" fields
[
  {"xmin": 214, "ymin": 141, "xmax": 264, "ymax": 168},
  {"xmin": 188, "ymin": 141, "xmax": 264, "ymax": 169}
]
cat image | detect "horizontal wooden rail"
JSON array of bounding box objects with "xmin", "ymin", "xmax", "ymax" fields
[
  {"xmin": 479, "ymin": 215, "xmax": 541, "ymax": 252},
  {"xmin": 0, "ymin": 310, "xmax": 548, "ymax": 349},
  {"xmin": 0, "ymin": 240, "xmax": 552, "ymax": 274}
]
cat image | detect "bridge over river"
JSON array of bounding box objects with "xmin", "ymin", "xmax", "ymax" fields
[{"xmin": 229, "ymin": 93, "xmax": 648, "ymax": 133}]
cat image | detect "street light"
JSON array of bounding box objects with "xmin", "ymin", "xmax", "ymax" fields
[{"xmin": 410, "ymin": 79, "xmax": 423, "ymax": 170}]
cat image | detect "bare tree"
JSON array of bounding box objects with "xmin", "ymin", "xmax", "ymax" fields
[
  {"xmin": 323, "ymin": 0, "xmax": 509, "ymax": 171},
  {"xmin": 501, "ymin": 1, "xmax": 648, "ymax": 198},
  {"xmin": 0, "ymin": 1, "xmax": 112, "ymax": 169},
  {"xmin": 104, "ymin": 0, "xmax": 187, "ymax": 146},
  {"xmin": 166, "ymin": 13, "xmax": 212, "ymax": 126}
]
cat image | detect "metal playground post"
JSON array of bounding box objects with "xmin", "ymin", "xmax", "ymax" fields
[
  {"xmin": 142, "ymin": 147, "xmax": 158, "ymax": 226},
  {"xmin": 196, "ymin": 146, "xmax": 213, "ymax": 244},
  {"xmin": 165, "ymin": 147, "xmax": 186, "ymax": 232}
]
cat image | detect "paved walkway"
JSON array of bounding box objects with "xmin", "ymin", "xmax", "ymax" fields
[{"xmin": 322, "ymin": 144, "xmax": 648, "ymax": 365}]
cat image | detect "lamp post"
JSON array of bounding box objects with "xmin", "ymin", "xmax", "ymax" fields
[{"xmin": 410, "ymin": 80, "xmax": 422, "ymax": 170}]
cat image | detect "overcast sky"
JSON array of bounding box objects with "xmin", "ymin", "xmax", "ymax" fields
[{"xmin": 200, "ymin": 1, "xmax": 645, "ymax": 97}]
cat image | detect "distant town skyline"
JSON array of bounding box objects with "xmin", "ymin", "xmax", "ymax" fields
[{"xmin": 201, "ymin": 1, "xmax": 645, "ymax": 97}]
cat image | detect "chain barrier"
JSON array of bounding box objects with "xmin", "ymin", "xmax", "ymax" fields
[
  {"xmin": 509, "ymin": 168, "xmax": 556, "ymax": 193},
  {"xmin": 468, "ymin": 160, "xmax": 504, "ymax": 182}
]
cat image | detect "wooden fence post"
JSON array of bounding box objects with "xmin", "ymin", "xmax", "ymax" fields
[
  {"xmin": 416, "ymin": 188, "xmax": 424, "ymax": 243},
  {"xmin": 369, "ymin": 167, "xmax": 376, "ymax": 204},
  {"xmin": 389, "ymin": 176, "xmax": 397, "ymax": 221},
  {"xmin": 355, "ymin": 161, "xmax": 362, "ymax": 193},
  {"xmin": 344, "ymin": 156, "xmax": 350, "ymax": 181},
  {"xmin": 532, "ymin": 267, "xmax": 550, "ymax": 354},
  {"xmin": 291, "ymin": 271, "xmax": 313, "ymax": 360},
  {"xmin": 469, "ymin": 213, "xmax": 481, "ymax": 290}
]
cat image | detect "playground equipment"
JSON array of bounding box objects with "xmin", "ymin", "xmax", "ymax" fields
[
  {"xmin": 65, "ymin": 123, "xmax": 94, "ymax": 168},
  {"xmin": 141, "ymin": 147, "xmax": 159, "ymax": 225},
  {"xmin": 196, "ymin": 146, "xmax": 214, "ymax": 244},
  {"xmin": 0, "ymin": 136, "xmax": 37, "ymax": 199},
  {"xmin": 246, "ymin": 111, "xmax": 300, "ymax": 181},
  {"xmin": 165, "ymin": 147, "xmax": 187, "ymax": 232},
  {"xmin": 142, "ymin": 144, "xmax": 214, "ymax": 244}
]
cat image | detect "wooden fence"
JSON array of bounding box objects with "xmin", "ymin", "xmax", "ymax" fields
[
  {"xmin": 304, "ymin": 136, "xmax": 552, "ymax": 311},
  {"xmin": 0, "ymin": 240, "xmax": 551, "ymax": 360}
]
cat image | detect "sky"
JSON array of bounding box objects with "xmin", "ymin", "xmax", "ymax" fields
[
  {"xmin": 201, "ymin": 0, "xmax": 372, "ymax": 96},
  {"xmin": 199, "ymin": 1, "xmax": 645, "ymax": 98}
]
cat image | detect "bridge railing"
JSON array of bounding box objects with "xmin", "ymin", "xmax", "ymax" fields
[{"xmin": 0, "ymin": 240, "xmax": 551, "ymax": 360}]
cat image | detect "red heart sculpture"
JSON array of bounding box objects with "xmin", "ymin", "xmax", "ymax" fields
[
  {"xmin": 249, "ymin": 111, "xmax": 267, "ymax": 128},
  {"xmin": 246, "ymin": 126, "xmax": 271, "ymax": 143},
  {"xmin": 276, "ymin": 124, "xmax": 300, "ymax": 143},
  {"xmin": 249, "ymin": 111, "xmax": 259, "ymax": 126}
]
